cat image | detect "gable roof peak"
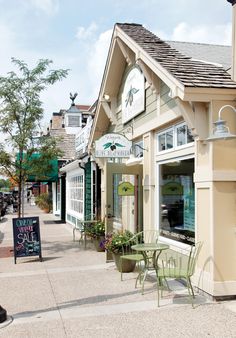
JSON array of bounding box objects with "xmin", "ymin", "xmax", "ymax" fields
[{"xmin": 116, "ymin": 22, "xmax": 236, "ymax": 89}]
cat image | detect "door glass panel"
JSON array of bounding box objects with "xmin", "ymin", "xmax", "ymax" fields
[{"xmin": 112, "ymin": 174, "xmax": 138, "ymax": 234}]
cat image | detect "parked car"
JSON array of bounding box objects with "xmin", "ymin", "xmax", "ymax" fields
[{"xmin": 0, "ymin": 192, "xmax": 8, "ymax": 217}]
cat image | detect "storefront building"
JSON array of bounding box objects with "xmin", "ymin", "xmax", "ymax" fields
[
  {"xmin": 89, "ymin": 12, "xmax": 236, "ymax": 299},
  {"xmin": 60, "ymin": 103, "xmax": 101, "ymax": 226}
]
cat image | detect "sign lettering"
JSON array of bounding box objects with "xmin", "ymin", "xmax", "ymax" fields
[{"xmin": 12, "ymin": 216, "xmax": 42, "ymax": 263}]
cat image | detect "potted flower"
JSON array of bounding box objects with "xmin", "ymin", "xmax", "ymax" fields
[
  {"xmin": 104, "ymin": 230, "xmax": 136, "ymax": 272},
  {"xmin": 35, "ymin": 193, "xmax": 52, "ymax": 213},
  {"xmin": 85, "ymin": 221, "xmax": 105, "ymax": 252}
]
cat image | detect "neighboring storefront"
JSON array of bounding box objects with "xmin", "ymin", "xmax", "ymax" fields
[
  {"xmin": 89, "ymin": 18, "xmax": 236, "ymax": 299},
  {"xmin": 47, "ymin": 94, "xmax": 96, "ymax": 221},
  {"xmin": 60, "ymin": 108, "xmax": 101, "ymax": 227}
]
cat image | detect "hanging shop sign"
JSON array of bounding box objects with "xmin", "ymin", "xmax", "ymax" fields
[
  {"xmin": 95, "ymin": 133, "xmax": 132, "ymax": 158},
  {"xmin": 122, "ymin": 66, "xmax": 145, "ymax": 124},
  {"xmin": 118, "ymin": 182, "xmax": 135, "ymax": 196}
]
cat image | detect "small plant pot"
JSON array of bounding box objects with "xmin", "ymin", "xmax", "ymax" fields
[
  {"xmin": 112, "ymin": 253, "xmax": 136, "ymax": 272},
  {"xmin": 93, "ymin": 237, "xmax": 105, "ymax": 252},
  {"xmin": 43, "ymin": 208, "xmax": 50, "ymax": 213}
]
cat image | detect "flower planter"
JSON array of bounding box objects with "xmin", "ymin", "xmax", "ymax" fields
[
  {"xmin": 112, "ymin": 253, "xmax": 136, "ymax": 273},
  {"xmin": 43, "ymin": 208, "xmax": 50, "ymax": 213},
  {"xmin": 93, "ymin": 237, "xmax": 105, "ymax": 252}
]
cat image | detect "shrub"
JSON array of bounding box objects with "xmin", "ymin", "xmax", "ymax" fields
[
  {"xmin": 35, "ymin": 193, "xmax": 52, "ymax": 212},
  {"xmin": 104, "ymin": 230, "xmax": 134, "ymax": 254},
  {"xmin": 85, "ymin": 221, "xmax": 105, "ymax": 239}
]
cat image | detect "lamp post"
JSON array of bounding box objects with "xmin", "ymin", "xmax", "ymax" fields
[{"xmin": 206, "ymin": 105, "xmax": 236, "ymax": 141}]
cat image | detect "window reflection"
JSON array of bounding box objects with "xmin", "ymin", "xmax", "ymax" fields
[
  {"xmin": 157, "ymin": 123, "xmax": 193, "ymax": 153},
  {"xmin": 159, "ymin": 158, "xmax": 195, "ymax": 245}
]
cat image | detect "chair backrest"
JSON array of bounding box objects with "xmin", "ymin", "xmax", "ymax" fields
[
  {"xmin": 76, "ymin": 219, "xmax": 85, "ymax": 231},
  {"xmin": 122, "ymin": 231, "xmax": 143, "ymax": 255},
  {"xmin": 187, "ymin": 241, "xmax": 203, "ymax": 276},
  {"xmin": 142, "ymin": 230, "xmax": 159, "ymax": 244},
  {"xmin": 160, "ymin": 241, "xmax": 203, "ymax": 277}
]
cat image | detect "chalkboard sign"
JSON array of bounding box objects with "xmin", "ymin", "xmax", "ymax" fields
[{"xmin": 12, "ymin": 216, "xmax": 42, "ymax": 263}]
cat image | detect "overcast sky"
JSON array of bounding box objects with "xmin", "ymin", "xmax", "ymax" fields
[{"xmin": 0, "ymin": 0, "xmax": 233, "ymax": 128}]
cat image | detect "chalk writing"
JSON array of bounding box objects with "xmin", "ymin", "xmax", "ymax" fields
[{"xmin": 12, "ymin": 216, "xmax": 42, "ymax": 263}]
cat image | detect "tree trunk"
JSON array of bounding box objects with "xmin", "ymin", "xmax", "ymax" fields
[{"xmin": 18, "ymin": 180, "xmax": 21, "ymax": 218}]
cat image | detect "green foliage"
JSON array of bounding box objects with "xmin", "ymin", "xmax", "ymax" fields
[
  {"xmin": 104, "ymin": 230, "xmax": 135, "ymax": 254},
  {"xmin": 0, "ymin": 58, "xmax": 69, "ymax": 216},
  {"xmin": 0, "ymin": 178, "xmax": 10, "ymax": 190},
  {"xmin": 35, "ymin": 193, "xmax": 52, "ymax": 212},
  {"xmin": 85, "ymin": 221, "xmax": 105, "ymax": 239}
]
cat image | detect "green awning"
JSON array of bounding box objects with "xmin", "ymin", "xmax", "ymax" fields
[{"xmin": 16, "ymin": 153, "xmax": 58, "ymax": 182}]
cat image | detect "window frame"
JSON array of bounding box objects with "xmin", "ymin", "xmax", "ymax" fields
[
  {"xmin": 68, "ymin": 174, "xmax": 84, "ymax": 217},
  {"xmin": 157, "ymin": 122, "xmax": 194, "ymax": 154},
  {"xmin": 156, "ymin": 155, "xmax": 195, "ymax": 249}
]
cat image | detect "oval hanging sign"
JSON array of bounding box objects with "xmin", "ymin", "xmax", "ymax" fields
[{"xmin": 95, "ymin": 133, "xmax": 132, "ymax": 158}]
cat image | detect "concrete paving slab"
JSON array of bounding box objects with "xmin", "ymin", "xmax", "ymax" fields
[{"xmin": 0, "ymin": 203, "xmax": 236, "ymax": 338}]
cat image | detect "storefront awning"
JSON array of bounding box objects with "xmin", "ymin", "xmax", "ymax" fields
[{"xmin": 16, "ymin": 153, "xmax": 58, "ymax": 182}]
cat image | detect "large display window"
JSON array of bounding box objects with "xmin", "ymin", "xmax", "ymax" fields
[
  {"xmin": 68, "ymin": 175, "xmax": 84, "ymax": 215},
  {"xmin": 159, "ymin": 158, "xmax": 195, "ymax": 245}
]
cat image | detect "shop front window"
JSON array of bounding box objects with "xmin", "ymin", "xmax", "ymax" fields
[
  {"xmin": 69, "ymin": 175, "xmax": 84, "ymax": 215},
  {"xmin": 159, "ymin": 158, "xmax": 195, "ymax": 245}
]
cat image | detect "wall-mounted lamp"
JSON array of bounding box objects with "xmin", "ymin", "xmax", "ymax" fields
[
  {"xmin": 206, "ymin": 105, "xmax": 236, "ymax": 142},
  {"xmin": 104, "ymin": 94, "xmax": 110, "ymax": 101},
  {"xmin": 125, "ymin": 143, "xmax": 148, "ymax": 166},
  {"xmin": 126, "ymin": 154, "xmax": 143, "ymax": 166},
  {"xmin": 133, "ymin": 143, "xmax": 148, "ymax": 152}
]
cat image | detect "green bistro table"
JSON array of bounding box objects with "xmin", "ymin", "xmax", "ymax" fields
[{"xmin": 131, "ymin": 243, "xmax": 169, "ymax": 298}]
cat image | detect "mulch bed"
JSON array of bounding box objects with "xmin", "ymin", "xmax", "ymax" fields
[{"xmin": 0, "ymin": 246, "xmax": 14, "ymax": 258}]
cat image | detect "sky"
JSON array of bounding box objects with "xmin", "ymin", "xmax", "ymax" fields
[{"xmin": 0, "ymin": 0, "xmax": 233, "ymax": 129}]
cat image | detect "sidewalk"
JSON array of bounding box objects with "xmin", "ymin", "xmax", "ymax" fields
[{"xmin": 0, "ymin": 204, "xmax": 236, "ymax": 338}]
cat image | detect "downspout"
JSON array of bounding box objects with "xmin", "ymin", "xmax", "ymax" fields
[{"xmin": 227, "ymin": 0, "xmax": 236, "ymax": 81}]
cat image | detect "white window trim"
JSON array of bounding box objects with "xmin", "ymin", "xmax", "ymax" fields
[
  {"xmin": 156, "ymin": 122, "xmax": 194, "ymax": 154},
  {"xmin": 67, "ymin": 174, "xmax": 84, "ymax": 218}
]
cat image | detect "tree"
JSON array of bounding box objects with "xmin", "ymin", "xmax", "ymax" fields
[
  {"xmin": 0, "ymin": 58, "xmax": 69, "ymax": 217},
  {"xmin": 0, "ymin": 178, "xmax": 10, "ymax": 190}
]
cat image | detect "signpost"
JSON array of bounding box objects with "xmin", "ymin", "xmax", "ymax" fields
[{"xmin": 12, "ymin": 216, "xmax": 42, "ymax": 264}]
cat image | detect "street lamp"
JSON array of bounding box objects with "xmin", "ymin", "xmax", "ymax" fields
[{"xmin": 206, "ymin": 105, "xmax": 236, "ymax": 141}]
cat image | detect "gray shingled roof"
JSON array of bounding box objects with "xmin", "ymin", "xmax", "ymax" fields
[
  {"xmin": 117, "ymin": 23, "xmax": 236, "ymax": 89},
  {"xmin": 50, "ymin": 129, "xmax": 76, "ymax": 160},
  {"xmin": 167, "ymin": 41, "xmax": 231, "ymax": 71}
]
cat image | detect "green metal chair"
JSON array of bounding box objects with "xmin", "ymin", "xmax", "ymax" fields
[
  {"xmin": 155, "ymin": 241, "xmax": 203, "ymax": 307},
  {"xmin": 120, "ymin": 231, "xmax": 144, "ymax": 282},
  {"xmin": 72, "ymin": 213, "xmax": 96, "ymax": 247},
  {"xmin": 72, "ymin": 219, "xmax": 85, "ymax": 242},
  {"xmin": 120, "ymin": 230, "xmax": 159, "ymax": 290}
]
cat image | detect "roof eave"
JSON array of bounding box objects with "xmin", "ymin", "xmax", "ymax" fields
[{"xmin": 181, "ymin": 86, "xmax": 236, "ymax": 102}]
